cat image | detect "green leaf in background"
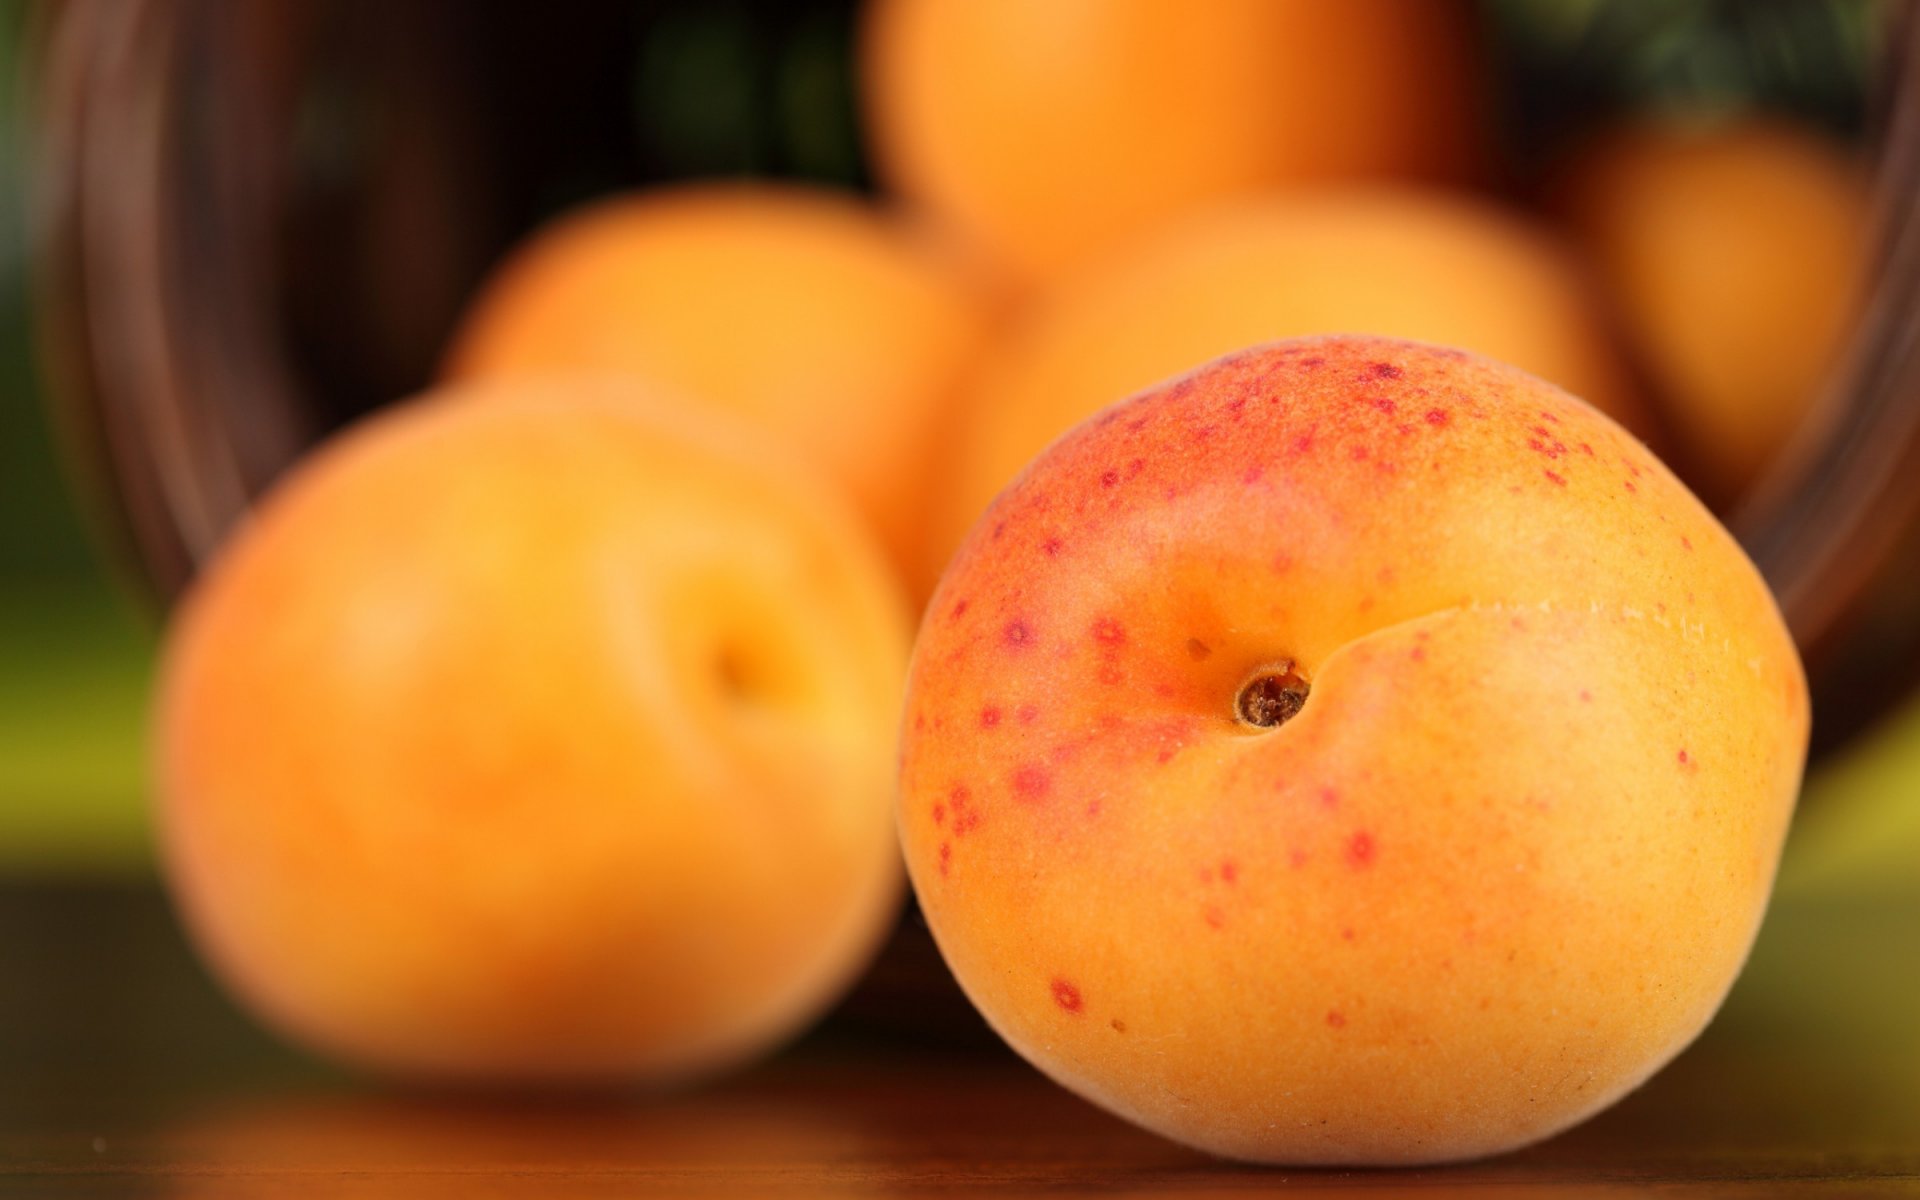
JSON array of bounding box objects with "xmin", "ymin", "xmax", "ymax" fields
[{"xmin": 1488, "ymin": 0, "xmax": 1887, "ymax": 168}]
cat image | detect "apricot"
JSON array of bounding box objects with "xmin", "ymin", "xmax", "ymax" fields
[
  {"xmin": 860, "ymin": 0, "xmax": 1488, "ymax": 288},
  {"xmin": 155, "ymin": 380, "xmax": 909, "ymax": 1083},
  {"xmin": 1551, "ymin": 118, "xmax": 1870, "ymax": 506},
  {"xmin": 928, "ymin": 191, "xmax": 1656, "ymax": 581},
  {"xmin": 441, "ymin": 184, "xmax": 993, "ymax": 592},
  {"xmin": 900, "ymin": 336, "xmax": 1808, "ymax": 1163}
]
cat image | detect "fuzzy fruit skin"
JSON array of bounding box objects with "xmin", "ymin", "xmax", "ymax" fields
[
  {"xmin": 157, "ymin": 381, "xmax": 908, "ymax": 1084},
  {"xmin": 861, "ymin": 0, "xmax": 1486, "ymax": 288},
  {"xmin": 442, "ymin": 184, "xmax": 992, "ymax": 597},
  {"xmin": 927, "ymin": 191, "xmax": 1656, "ymax": 586},
  {"xmin": 900, "ymin": 336, "xmax": 1807, "ymax": 1164}
]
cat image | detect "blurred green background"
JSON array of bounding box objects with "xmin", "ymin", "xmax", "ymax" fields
[
  {"xmin": 0, "ymin": 4, "xmax": 155, "ymax": 874},
  {"xmin": 0, "ymin": 0, "xmax": 1915, "ymax": 892}
]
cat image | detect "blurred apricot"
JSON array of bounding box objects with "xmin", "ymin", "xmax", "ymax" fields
[
  {"xmin": 1551, "ymin": 118, "xmax": 1870, "ymax": 506},
  {"xmin": 157, "ymin": 381, "xmax": 909, "ymax": 1082},
  {"xmin": 860, "ymin": 0, "xmax": 1489, "ymax": 289},
  {"xmin": 443, "ymin": 185, "xmax": 994, "ymax": 595},
  {"xmin": 927, "ymin": 189, "xmax": 1655, "ymax": 582}
]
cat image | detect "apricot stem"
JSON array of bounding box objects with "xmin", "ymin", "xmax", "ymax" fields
[{"xmin": 1236, "ymin": 663, "xmax": 1309, "ymax": 729}]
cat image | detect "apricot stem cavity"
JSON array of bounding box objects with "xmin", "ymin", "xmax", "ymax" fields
[{"xmin": 1236, "ymin": 663, "xmax": 1309, "ymax": 729}]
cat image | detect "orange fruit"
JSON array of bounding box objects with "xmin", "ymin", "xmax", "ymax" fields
[
  {"xmin": 157, "ymin": 381, "xmax": 909, "ymax": 1082},
  {"xmin": 443, "ymin": 184, "xmax": 994, "ymax": 594},
  {"xmin": 928, "ymin": 189, "xmax": 1656, "ymax": 582},
  {"xmin": 1551, "ymin": 118, "xmax": 1870, "ymax": 506},
  {"xmin": 861, "ymin": 0, "xmax": 1488, "ymax": 289}
]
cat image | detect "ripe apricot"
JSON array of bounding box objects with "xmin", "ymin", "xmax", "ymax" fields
[
  {"xmin": 1551, "ymin": 118, "xmax": 1869, "ymax": 506},
  {"xmin": 901, "ymin": 336, "xmax": 1807, "ymax": 1163},
  {"xmin": 861, "ymin": 0, "xmax": 1488, "ymax": 288},
  {"xmin": 156, "ymin": 380, "xmax": 909, "ymax": 1082},
  {"xmin": 442, "ymin": 184, "xmax": 993, "ymax": 594},
  {"xmin": 928, "ymin": 191, "xmax": 1655, "ymax": 581}
]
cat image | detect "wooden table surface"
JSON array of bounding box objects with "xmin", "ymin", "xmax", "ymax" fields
[{"xmin": 3, "ymin": 879, "xmax": 1917, "ymax": 1197}]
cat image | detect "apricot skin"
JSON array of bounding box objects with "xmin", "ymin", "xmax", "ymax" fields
[
  {"xmin": 442, "ymin": 184, "xmax": 992, "ymax": 594},
  {"xmin": 900, "ymin": 336, "xmax": 1807, "ymax": 1164},
  {"xmin": 1551, "ymin": 119, "xmax": 1868, "ymax": 506},
  {"xmin": 156, "ymin": 381, "xmax": 908, "ymax": 1084},
  {"xmin": 861, "ymin": 0, "xmax": 1487, "ymax": 288},
  {"xmin": 928, "ymin": 191, "xmax": 1656, "ymax": 586}
]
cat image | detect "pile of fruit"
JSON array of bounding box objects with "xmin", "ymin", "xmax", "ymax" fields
[{"xmin": 154, "ymin": 0, "xmax": 1838, "ymax": 1165}]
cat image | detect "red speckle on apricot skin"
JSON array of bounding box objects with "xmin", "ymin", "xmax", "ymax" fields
[
  {"xmin": 1624, "ymin": 479, "xmax": 1639, "ymax": 494},
  {"xmin": 1220, "ymin": 859, "xmax": 1238, "ymax": 884},
  {"xmin": 949, "ymin": 599, "xmax": 969, "ymax": 619},
  {"xmin": 1003, "ymin": 620, "xmax": 1033, "ymax": 648},
  {"xmin": 1099, "ymin": 469, "xmax": 1120, "ymax": 488},
  {"xmin": 1301, "ymin": 356, "xmax": 1324, "ymax": 369},
  {"xmin": 1540, "ymin": 410, "xmax": 1561, "ymax": 423},
  {"xmin": 1347, "ymin": 832, "xmax": 1377, "ymax": 868},
  {"xmin": 1096, "ymin": 663, "xmax": 1124, "ymax": 686},
  {"xmin": 1289, "ymin": 849, "xmax": 1310, "ymax": 868},
  {"xmin": 938, "ymin": 843, "xmax": 952, "ymax": 877},
  {"xmin": 1110, "ymin": 1019, "xmax": 1126, "ymax": 1033},
  {"xmin": 1202, "ymin": 906, "xmax": 1226, "ymax": 930},
  {"xmin": 1544, "ymin": 470, "xmax": 1567, "ymax": 487},
  {"xmin": 949, "ymin": 785, "xmax": 980, "ymax": 835},
  {"xmin": 1155, "ymin": 748, "xmax": 1175, "ymax": 764},
  {"xmin": 1681, "ymin": 536, "xmax": 1694, "ymax": 551},
  {"xmin": 1327, "ymin": 1011, "xmax": 1348, "ymax": 1028},
  {"xmin": 1425, "ymin": 408, "xmax": 1449, "ymax": 426},
  {"xmin": 1017, "ymin": 704, "xmax": 1039, "ymax": 724},
  {"xmin": 1678, "ymin": 749, "xmax": 1693, "ymax": 768},
  {"xmin": 1013, "ymin": 764, "xmax": 1052, "ymax": 802},
  {"xmin": 980, "ymin": 707, "xmax": 1001, "ymax": 728},
  {"xmin": 991, "ymin": 520, "xmax": 1006, "ymax": 540},
  {"xmin": 1341, "ymin": 928, "xmax": 1356, "ymax": 942},
  {"xmin": 1410, "ymin": 646, "xmax": 1426, "ymax": 662},
  {"xmin": 1318, "ymin": 786, "xmax": 1340, "ymax": 810},
  {"xmin": 1041, "ymin": 537, "xmax": 1064, "ymax": 558},
  {"xmin": 1371, "ymin": 396, "xmax": 1397, "ymax": 414},
  {"xmin": 1092, "ymin": 617, "xmax": 1126, "ymax": 647},
  {"xmin": 932, "ymin": 804, "xmax": 946, "ymax": 826},
  {"xmin": 1051, "ymin": 979, "xmax": 1084, "ymax": 1013},
  {"xmin": 1371, "ymin": 362, "xmax": 1403, "ymax": 379},
  {"xmin": 1579, "ymin": 689, "xmax": 1594, "ymax": 703}
]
